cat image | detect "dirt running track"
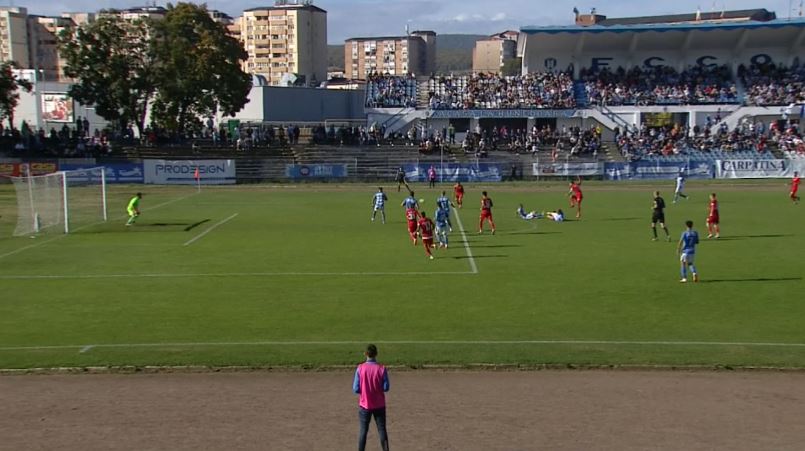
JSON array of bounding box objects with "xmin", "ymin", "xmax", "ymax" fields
[{"xmin": 2, "ymin": 370, "xmax": 805, "ymax": 451}]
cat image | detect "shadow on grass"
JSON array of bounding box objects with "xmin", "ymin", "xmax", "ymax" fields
[
  {"xmin": 598, "ymin": 217, "xmax": 641, "ymax": 222},
  {"xmin": 713, "ymin": 234, "xmax": 792, "ymax": 241},
  {"xmin": 184, "ymin": 219, "xmax": 211, "ymax": 232},
  {"xmin": 146, "ymin": 223, "xmax": 191, "ymax": 227},
  {"xmin": 504, "ymin": 231, "xmax": 562, "ymax": 236},
  {"xmin": 700, "ymin": 277, "xmax": 802, "ymax": 284},
  {"xmin": 467, "ymin": 244, "xmax": 523, "ymax": 249}
]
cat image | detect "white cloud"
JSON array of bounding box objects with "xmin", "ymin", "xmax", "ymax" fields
[{"xmin": 491, "ymin": 12, "xmax": 507, "ymax": 21}]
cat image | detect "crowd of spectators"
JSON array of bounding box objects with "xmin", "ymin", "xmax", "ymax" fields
[
  {"xmin": 612, "ymin": 118, "xmax": 791, "ymax": 160},
  {"xmin": 739, "ymin": 62, "xmax": 805, "ymax": 106},
  {"xmin": 0, "ymin": 120, "xmax": 114, "ymax": 157},
  {"xmin": 427, "ymin": 72, "xmax": 576, "ymax": 110},
  {"xmin": 581, "ymin": 65, "xmax": 738, "ymax": 106},
  {"xmin": 364, "ymin": 73, "xmax": 418, "ymax": 108},
  {"xmin": 456, "ymin": 123, "xmax": 601, "ymax": 158}
]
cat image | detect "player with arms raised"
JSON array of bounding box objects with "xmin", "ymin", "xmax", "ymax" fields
[
  {"xmin": 706, "ymin": 193, "xmax": 720, "ymax": 239},
  {"xmin": 568, "ymin": 177, "xmax": 583, "ymax": 219},
  {"xmin": 478, "ymin": 191, "xmax": 496, "ymax": 234},
  {"xmin": 126, "ymin": 192, "xmax": 142, "ymax": 226},
  {"xmin": 371, "ymin": 187, "xmax": 388, "ymax": 224},
  {"xmin": 677, "ymin": 220, "xmax": 700, "ymax": 283},
  {"xmin": 417, "ymin": 211, "xmax": 436, "ymax": 260},
  {"xmin": 454, "ymin": 182, "xmax": 465, "ymax": 208},
  {"xmin": 791, "ymin": 171, "xmax": 801, "ymax": 204}
]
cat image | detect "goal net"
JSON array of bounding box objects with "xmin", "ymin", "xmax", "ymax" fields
[{"xmin": 11, "ymin": 166, "xmax": 108, "ymax": 236}]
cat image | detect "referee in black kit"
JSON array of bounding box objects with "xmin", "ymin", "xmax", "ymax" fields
[{"xmin": 651, "ymin": 190, "xmax": 671, "ymax": 241}]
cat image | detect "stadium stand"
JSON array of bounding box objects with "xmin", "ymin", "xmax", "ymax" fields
[
  {"xmin": 364, "ymin": 73, "xmax": 418, "ymax": 108},
  {"xmin": 580, "ymin": 65, "xmax": 739, "ymax": 106},
  {"xmin": 739, "ymin": 63, "xmax": 805, "ymax": 106},
  {"xmin": 426, "ymin": 72, "xmax": 576, "ymax": 109}
]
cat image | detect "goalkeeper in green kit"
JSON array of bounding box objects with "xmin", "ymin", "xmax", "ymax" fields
[{"xmin": 126, "ymin": 193, "xmax": 142, "ymax": 226}]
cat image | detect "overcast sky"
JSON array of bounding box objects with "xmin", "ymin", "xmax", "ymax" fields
[{"xmin": 11, "ymin": 0, "xmax": 795, "ymax": 43}]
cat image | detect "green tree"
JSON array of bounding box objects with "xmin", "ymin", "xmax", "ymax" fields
[
  {"xmin": 0, "ymin": 62, "xmax": 33, "ymax": 129},
  {"xmin": 59, "ymin": 15, "xmax": 155, "ymax": 135},
  {"xmin": 149, "ymin": 3, "xmax": 251, "ymax": 134}
]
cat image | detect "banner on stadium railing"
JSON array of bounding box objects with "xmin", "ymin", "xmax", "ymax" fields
[
  {"xmin": 604, "ymin": 161, "xmax": 714, "ymax": 180},
  {"xmin": 285, "ymin": 164, "xmax": 348, "ymax": 179},
  {"xmin": 0, "ymin": 161, "xmax": 59, "ymax": 178},
  {"xmin": 404, "ymin": 163, "xmax": 504, "ymax": 182},
  {"xmin": 715, "ymin": 159, "xmax": 793, "ymax": 179},
  {"xmin": 532, "ymin": 162, "xmax": 603, "ymax": 177},
  {"xmin": 60, "ymin": 163, "xmax": 144, "ymax": 184},
  {"xmin": 144, "ymin": 160, "xmax": 236, "ymax": 185}
]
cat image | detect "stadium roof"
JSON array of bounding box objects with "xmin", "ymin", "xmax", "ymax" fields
[
  {"xmin": 521, "ymin": 17, "xmax": 805, "ymax": 35},
  {"xmin": 598, "ymin": 8, "xmax": 775, "ymax": 26},
  {"xmin": 243, "ymin": 4, "xmax": 326, "ymax": 13}
]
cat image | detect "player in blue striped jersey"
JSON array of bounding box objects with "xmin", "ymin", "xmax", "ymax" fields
[
  {"xmin": 435, "ymin": 207, "xmax": 450, "ymax": 248},
  {"xmin": 401, "ymin": 191, "xmax": 419, "ymax": 210},
  {"xmin": 436, "ymin": 191, "xmax": 455, "ymax": 232},
  {"xmin": 371, "ymin": 187, "xmax": 388, "ymax": 224}
]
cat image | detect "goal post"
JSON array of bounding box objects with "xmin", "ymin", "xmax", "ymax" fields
[{"xmin": 11, "ymin": 166, "xmax": 108, "ymax": 236}]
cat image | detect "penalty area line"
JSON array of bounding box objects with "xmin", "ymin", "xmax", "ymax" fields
[
  {"xmin": 2, "ymin": 339, "xmax": 805, "ymax": 353},
  {"xmin": 0, "ymin": 192, "xmax": 200, "ymax": 261},
  {"xmin": 183, "ymin": 213, "xmax": 239, "ymax": 246},
  {"xmin": 452, "ymin": 209, "xmax": 478, "ymax": 274}
]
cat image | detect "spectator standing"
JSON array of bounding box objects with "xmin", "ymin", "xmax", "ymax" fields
[{"xmin": 353, "ymin": 344, "xmax": 390, "ymax": 451}]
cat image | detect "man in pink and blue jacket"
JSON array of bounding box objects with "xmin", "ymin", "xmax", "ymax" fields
[{"xmin": 353, "ymin": 344, "xmax": 390, "ymax": 451}]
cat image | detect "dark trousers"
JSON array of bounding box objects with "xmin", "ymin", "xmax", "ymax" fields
[{"xmin": 358, "ymin": 407, "xmax": 389, "ymax": 451}]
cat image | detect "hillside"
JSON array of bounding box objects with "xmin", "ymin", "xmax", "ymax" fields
[{"xmin": 327, "ymin": 34, "xmax": 485, "ymax": 74}]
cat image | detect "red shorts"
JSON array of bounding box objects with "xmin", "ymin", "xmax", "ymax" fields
[
  {"xmin": 480, "ymin": 210, "xmax": 493, "ymax": 219},
  {"xmin": 792, "ymin": 189, "xmax": 799, "ymax": 197},
  {"xmin": 456, "ymin": 194, "xmax": 463, "ymax": 202},
  {"xmin": 422, "ymin": 238, "xmax": 434, "ymax": 246},
  {"xmin": 574, "ymin": 195, "xmax": 583, "ymax": 204},
  {"xmin": 407, "ymin": 222, "xmax": 417, "ymax": 234},
  {"xmin": 707, "ymin": 214, "xmax": 719, "ymax": 225}
]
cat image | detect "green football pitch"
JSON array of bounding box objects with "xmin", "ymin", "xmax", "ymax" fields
[{"xmin": 0, "ymin": 181, "xmax": 803, "ymax": 370}]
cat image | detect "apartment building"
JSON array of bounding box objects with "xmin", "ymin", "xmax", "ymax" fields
[
  {"xmin": 0, "ymin": 7, "xmax": 31, "ymax": 68},
  {"xmin": 472, "ymin": 31, "xmax": 518, "ymax": 74},
  {"xmin": 344, "ymin": 30, "xmax": 436, "ymax": 80},
  {"xmin": 232, "ymin": 1, "xmax": 327, "ymax": 86}
]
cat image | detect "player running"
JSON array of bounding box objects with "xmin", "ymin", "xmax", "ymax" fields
[
  {"xmin": 401, "ymin": 191, "xmax": 420, "ymax": 244},
  {"xmin": 651, "ymin": 191, "xmax": 671, "ymax": 241},
  {"xmin": 791, "ymin": 171, "xmax": 801, "ymax": 204},
  {"xmin": 568, "ymin": 177, "xmax": 583, "ymax": 219},
  {"xmin": 126, "ymin": 192, "xmax": 142, "ymax": 226},
  {"xmin": 417, "ymin": 211, "xmax": 436, "ymax": 260},
  {"xmin": 454, "ymin": 182, "xmax": 465, "ymax": 208},
  {"xmin": 706, "ymin": 193, "xmax": 720, "ymax": 239},
  {"xmin": 478, "ymin": 191, "xmax": 496, "ymax": 234},
  {"xmin": 673, "ymin": 169, "xmax": 688, "ymax": 203},
  {"xmin": 395, "ymin": 167, "xmax": 410, "ymax": 192},
  {"xmin": 435, "ymin": 207, "xmax": 450, "ymax": 249},
  {"xmin": 371, "ymin": 187, "xmax": 388, "ymax": 224},
  {"xmin": 436, "ymin": 191, "xmax": 455, "ymax": 231},
  {"xmin": 677, "ymin": 220, "xmax": 700, "ymax": 283}
]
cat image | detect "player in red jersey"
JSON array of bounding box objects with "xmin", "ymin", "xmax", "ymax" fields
[
  {"xmin": 478, "ymin": 191, "xmax": 496, "ymax": 234},
  {"xmin": 454, "ymin": 182, "xmax": 465, "ymax": 208},
  {"xmin": 568, "ymin": 177, "xmax": 583, "ymax": 219},
  {"xmin": 791, "ymin": 171, "xmax": 801, "ymax": 204},
  {"xmin": 405, "ymin": 206, "xmax": 420, "ymax": 245},
  {"xmin": 706, "ymin": 192, "xmax": 720, "ymax": 239},
  {"xmin": 417, "ymin": 211, "xmax": 436, "ymax": 260}
]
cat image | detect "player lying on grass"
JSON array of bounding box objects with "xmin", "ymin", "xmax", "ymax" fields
[
  {"xmin": 126, "ymin": 192, "xmax": 142, "ymax": 226},
  {"xmin": 516, "ymin": 204, "xmax": 543, "ymax": 220},
  {"xmin": 544, "ymin": 209, "xmax": 565, "ymax": 222},
  {"xmin": 678, "ymin": 220, "xmax": 700, "ymax": 283}
]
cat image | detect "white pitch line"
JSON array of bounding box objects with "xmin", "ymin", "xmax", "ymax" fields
[
  {"xmin": 79, "ymin": 345, "xmax": 94, "ymax": 354},
  {"xmin": 183, "ymin": 213, "xmax": 239, "ymax": 247},
  {"xmin": 452, "ymin": 209, "xmax": 478, "ymax": 274},
  {"xmin": 0, "ymin": 271, "xmax": 474, "ymax": 280},
  {"xmin": 2, "ymin": 339, "xmax": 805, "ymax": 353},
  {"xmin": 0, "ymin": 192, "xmax": 199, "ymax": 261}
]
